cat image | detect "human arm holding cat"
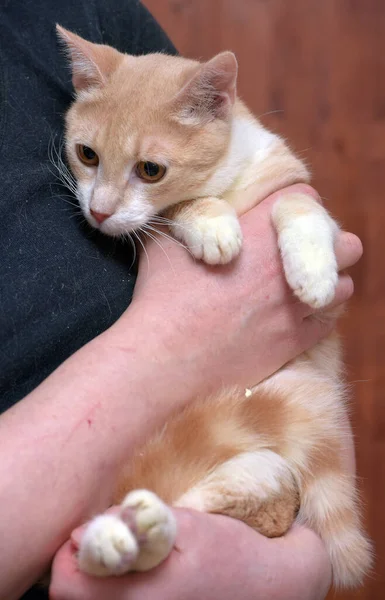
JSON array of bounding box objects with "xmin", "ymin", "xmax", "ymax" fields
[
  {"xmin": 0, "ymin": 187, "xmax": 360, "ymax": 599},
  {"xmin": 48, "ymin": 186, "xmax": 360, "ymax": 600}
]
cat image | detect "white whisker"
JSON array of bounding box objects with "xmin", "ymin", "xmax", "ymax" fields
[
  {"xmin": 56, "ymin": 197, "xmax": 80, "ymax": 209},
  {"xmin": 148, "ymin": 215, "xmax": 195, "ymax": 235},
  {"xmin": 47, "ymin": 134, "xmax": 78, "ymax": 199},
  {"xmin": 257, "ymin": 109, "xmax": 285, "ymax": 120},
  {"xmin": 145, "ymin": 223, "xmax": 194, "ymax": 259},
  {"xmin": 133, "ymin": 230, "xmax": 150, "ymax": 276},
  {"xmin": 140, "ymin": 227, "xmax": 176, "ymax": 275},
  {"xmin": 122, "ymin": 232, "xmax": 137, "ymax": 270},
  {"xmin": 68, "ymin": 211, "xmax": 86, "ymax": 220},
  {"xmin": 145, "ymin": 223, "xmax": 183, "ymax": 245}
]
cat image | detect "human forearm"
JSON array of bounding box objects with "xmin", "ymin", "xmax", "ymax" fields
[
  {"xmin": 0, "ymin": 186, "xmax": 361, "ymax": 599},
  {"xmin": 0, "ymin": 309, "xmax": 198, "ymax": 599}
]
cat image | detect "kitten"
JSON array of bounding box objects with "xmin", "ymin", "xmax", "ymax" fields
[{"xmin": 57, "ymin": 26, "xmax": 372, "ymax": 588}]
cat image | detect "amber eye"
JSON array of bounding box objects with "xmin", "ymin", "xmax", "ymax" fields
[
  {"xmin": 76, "ymin": 145, "xmax": 99, "ymax": 166},
  {"xmin": 136, "ymin": 161, "xmax": 166, "ymax": 183}
]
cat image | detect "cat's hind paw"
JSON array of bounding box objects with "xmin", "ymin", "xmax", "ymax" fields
[
  {"xmin": 77, "ymin": 514, "xmax": 139, "ymax": 577},
  {"xmin": 121, "ymin": 489, "xmax": 177, "ymax": 571},
  {"xmin": 77, "ymin": 490, "xmax": 176, "ymax": 577}
]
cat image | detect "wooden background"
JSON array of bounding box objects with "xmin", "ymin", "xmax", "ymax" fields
[{"xmin": 143, "ymin": 1, "xmax": 385, "ymax": 598}]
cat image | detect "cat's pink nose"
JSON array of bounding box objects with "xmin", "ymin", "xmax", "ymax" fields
[{"xmin": 90, "ymin": 209, "xmax": 111, "ymax": 224}]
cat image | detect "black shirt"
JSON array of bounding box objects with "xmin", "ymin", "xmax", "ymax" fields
[{"xmin": 0, "ymin": 0, "xmax": 176, "ymax": 411}]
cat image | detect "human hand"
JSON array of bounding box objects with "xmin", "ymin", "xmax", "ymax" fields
[
  {"xmin": 121, "ymin": 184, "xmax": 362, "ymax": 394},
  {"xmin": 49, "ymin": 508, "xmax": 331, "ymax": 600}
]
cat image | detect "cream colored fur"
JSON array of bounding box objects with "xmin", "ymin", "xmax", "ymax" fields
[{"xmin": 56, "ymin": 26, "xmax": 372, "ymax": 588}]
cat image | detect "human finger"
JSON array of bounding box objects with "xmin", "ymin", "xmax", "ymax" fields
[{"xmin": 335, "ymin": 232, "xmax": 363, "ymax": 271}]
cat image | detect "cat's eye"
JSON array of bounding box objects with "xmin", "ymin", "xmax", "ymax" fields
[
  {"xmin": 76, "ymin": 144, "xmax": 99, "ymax": 167},
  {"xmin": 136, "ymin": 161, "xmax": 166, "ymax": 183}
]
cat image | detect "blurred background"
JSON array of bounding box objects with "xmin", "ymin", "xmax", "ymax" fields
[{"xmin": 143, "ymin": 1, "xmax": 384, "ymax": 598}]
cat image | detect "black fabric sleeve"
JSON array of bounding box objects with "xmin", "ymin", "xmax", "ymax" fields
[
  {"xmin": 0, "ymin": 1, "xmax": 176, "ymax": 596},
  {"xmin": 0, "ymin": 0, "xmax": 176, "ymax": 415}
]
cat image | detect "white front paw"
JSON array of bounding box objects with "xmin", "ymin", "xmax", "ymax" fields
[
  {"xmin": 78, "ymin": 515, "xmax": 139, "ymax": 577},
  {"xmin": 121, "ymin": 489, "xmax": 176, "ymax": 571},
  {"xmin": 178, "ymin": 214, "xmax": 243, "ymax": 265},
  {"xmin": 281, "ymin": 240, "xmax": 338, "ymax": 309}
]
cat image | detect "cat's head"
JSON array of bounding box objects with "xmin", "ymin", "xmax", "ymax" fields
[{"xmin": 57, "ymin": 26, "xmax": 238, "ymax": 236}]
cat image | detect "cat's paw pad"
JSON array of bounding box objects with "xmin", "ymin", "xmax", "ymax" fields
[
  {"xmin": 120, "ymin": 489, "xmax": 176, "ymax": 571},
  {"xmin": 181, "ymin": 215, "xmax": 243, "ymax": 265},
  {"xmin": 78, "ymin": 514, "xmax": 139, "ymax": 577},
  {"xmin": 282, "ymin": 245, "xmax": 338, "ymax": 309}
]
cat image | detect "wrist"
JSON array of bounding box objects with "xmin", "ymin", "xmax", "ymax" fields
[{"xmin": 111, "ymin": 300, "xmax": 207, "ymax": 403}]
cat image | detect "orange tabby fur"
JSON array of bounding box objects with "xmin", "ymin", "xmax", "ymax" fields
[
  {"xmin": 113, "ymin": 385, "xmax": 300, "ymax": 538},
  {"xmin": 56, "ymin": 26, "xmax": 372, "ymax": 588}
]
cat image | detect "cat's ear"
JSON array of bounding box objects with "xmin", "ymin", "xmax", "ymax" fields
[
  {"xmin": 174, "ymin": 52, "xmax": 238, "ymax": 125},
  {"xmin": 56, "ymin": 25, "xmax": 121, "ymax": 93}
]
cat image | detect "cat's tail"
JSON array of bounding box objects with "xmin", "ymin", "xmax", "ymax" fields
[{"xmin": 298, "ymin": 468, "xmax": 373, "ymax": 588}]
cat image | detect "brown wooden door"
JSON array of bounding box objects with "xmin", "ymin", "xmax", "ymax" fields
[{"xmin": 143, "ymin": 2, "xmax": 385, "ymax": 598}]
